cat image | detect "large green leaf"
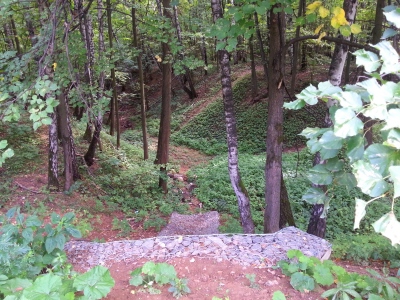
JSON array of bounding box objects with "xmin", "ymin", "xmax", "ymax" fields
[
  {"xmin": 384, "ymin": 7, "xmax": 400, "ymax": 28},
  {"xmin": 382, "ymin": 109, "xmax": 400, "ymax": 130},
  {"xmin": 335, "ymin": 171, "xmax": 357, "ymax": 189},
  {"xmin": 385, "ymin": 129, "xmax": 400, "ymax": 149},
  {"xmin": 0, "ymin": 278, "xmax": 32, "ymax": 296},
  {"xmin": 45, "ymin": 233, "xmax": 66, "ymax": 254},
  {"xmin": 365, "ymin": 144, "xmax": 400, "ymax": 176},
  {"xmin": 374, "ymin": 41, "xmax": 400, "ymax": 74},
  {"xmin": 295, "ymin": 85, "xmax": 319, "ymax": 105},
  {"xmin": 354, "ymin": 198, "xmax": 368, "ymax": 230},
  {"xmin": 21, "ymin": 274, "xmax": 61, "ymax": 300},
  {"xmin": 319, "ymin": 131, "xmax": 344, "ymax": 150},
  {"xmin": 299, "ymin": 127, "xmax": 329, "ymax": 139},
  {"xmin": 272, "ymin": 291, "xmax": 286, "ymax": 300},
  {"xmin": 290, "ymin": 272, "xmax": 315, "ymax": 292},
  {"xmin": 283, "ymin": 99, "xmax": 305, "ymax": 110},
  {"xmin": 302, "ymin": 187, "xmax": 328, "ymax": 204},
  {"xmin": 372, "ymin": 212, "xmax": 400, "ymax": 246},
  {"xmin": 334, "ymin": 108, "xmax": 364, "ymax": 138},
  {"xmin": 346, "ymin": 135, "xmax": 364, "ymax": 162},
  {"xmin": 73, "ymin": 266, "xmax": 115, "ymax": 300},
  {"xmin": 307, "ymin": 164, "xmax": 333, "ymax": 185},
  {"xmin": 325, "ymin": 157, "xmax": 344, "ymax": 172},
  {"xmin": 389, "ymin": 166, "xmax": 400, "ymax": 198},
  {"xmin": 319, "ymin": 148, "xmax": 340, "ymax": 160},
  {"xmin": 333, "ymin": 91, "xmax": 363, "ymax": 111},
  {"xmin": 352, "ymin": 160, "xmax": 389, "ymax": 197},
  {"xmin": 357, "ymin": 79, "xmax": 388, "ymax": 120},
  {"xmin": 318, "ymin": 81, "xmax": 342, "ymax": 96},
  {"xmin": 353, "ymin": 49, "xmax": 380, "ymax": 72},
  {"xmin": 313, "ymin": 264, "xmax": 334, "ymax": 286},
  {"xmin": 306, "ymin": 138, "xmax": 322, "ymax": 154}
]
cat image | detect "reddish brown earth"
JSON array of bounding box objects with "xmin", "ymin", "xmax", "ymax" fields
[{"xmin": 1, "ymin": 64, "xmax": 388, "ymax": 299}]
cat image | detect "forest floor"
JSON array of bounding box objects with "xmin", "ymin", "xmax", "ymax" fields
[{"xmin": 2, "ymin": 63, "xmax": 389, "ymax": 299}]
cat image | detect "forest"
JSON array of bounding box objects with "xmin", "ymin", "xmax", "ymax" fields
[{"xmin": 1, "ymin": 0, "xmax": 400, "ymax": 299}]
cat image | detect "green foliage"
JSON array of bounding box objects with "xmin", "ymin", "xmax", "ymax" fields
[
  {"xmin": 285, "ymin": 37, "xmax": 400, "ymax": 245},
  {"xmin": 112, "ymin": 217, "xmax": 133, "ymax": 237},
  {"xmin": 173, "ymin": 75, "xmax": 326, "ymax": 155},
  {"xmin": 332, "ymin": 233, "xmax": 400, "ymax": 262},
  {"xmin": 143, "ymin": 215, "xmax": 167, "ymax": 232},
  {"xmin": 278, "ymin": 250, "xmax": 400, "ymax": 299},
  {"xmin": 0, "ymin": 207, "xmax": 115, "ymax": 299},
  {"xmin": 130, "ymin": 261, "xmax": 190, "ymax": 298}
]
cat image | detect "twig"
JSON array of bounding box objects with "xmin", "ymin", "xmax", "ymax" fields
[{"xmin": 14, "ymin": 182, "xmax": 42, "ymax": 194}]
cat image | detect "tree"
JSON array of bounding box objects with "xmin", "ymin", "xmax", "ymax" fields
[
  {"xmin": 155, "ymin": 0, "xmax": 173, "ymax": 193},
  {"xmin": 264, "ymin": 3, "xmax": 286, "ymax": 233},
  {"xmin": 211, "ymin": 0, "xmax": 254, "ymax": 234}
]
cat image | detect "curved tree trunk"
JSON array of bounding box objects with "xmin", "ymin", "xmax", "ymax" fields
[
  {"xmin": 211, "ymin": 0, "xmax": 254, "ymax": 234},
  {"xmin": 264, "ymin": 3, "xmax": 286, "ymax": 233}
]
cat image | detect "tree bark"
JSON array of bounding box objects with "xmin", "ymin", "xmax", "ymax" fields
[
  {"xmin": 132, "ymin": 6, "xmax": 149, "ymax": 160},
  {"xmin": 249, "ymin": 35, "xmax": 258, "ymax": 99},
  {"xmin": 155, "ymin": 0, "xmax": 173, "ymax": 193},
  {"xmin": 212, "ymin": 0, "xmax": 255, "ymax": 234},
  {"xmin": 173, "ymin": 5, "xmax": 197, "ymax": 100},
  {"xmin": 290, "ymin": 0, "xmax": 304, "ymax": 95},
  {"xmin": 84, "ymin": 0, "xmax": 106, "ymax": 166},
  {"xmin": 57, "ymin": 91, "xmax": 80, "ymax": 191},
  {"xmin": 48, "ymin": 112, "xmax": 59, "ymax": 191},
  {"xmin": 279, "ymin": 172, "xmax": 296, "ymax": 228},
  {"xmin": 254, "ymin": 12, "xmax": 268, "ymax": 79},
  {"xmin": 264, "ymin": 4, "xmax": 286, "ymax": 233}
]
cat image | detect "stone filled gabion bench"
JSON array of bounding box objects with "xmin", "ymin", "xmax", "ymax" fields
[{"xmin": 65, "ymin": 226, "xmax": 332, "ymax": 271}]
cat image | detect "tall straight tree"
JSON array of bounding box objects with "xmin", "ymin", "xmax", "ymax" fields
[
  {"xmin": 211, "ymin": 0, "xmax": 255, "ymax": 234},
  {"xmin": 307, "ymin": 0, "xmax": 358, "ymax": 238},
  {"xmin": 264, "ymin": 3, "xmax": 286, "ymax": 233},
  {"xmin": 155, "ymin": 0, "xmax": 173, "ymax": 193},
  {"xmin": 132, "ymin": 6, "xmax": 149, "ymax": 160}
]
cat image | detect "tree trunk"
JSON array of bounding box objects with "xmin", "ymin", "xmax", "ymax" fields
[
  {"xmin": 307, "ymin": 0, "xmax": 358, "ymax": 238},
  {"xmin": 290, "ymin": 0, "xmax": 304, "ymax": 95},
  {"xmin": 57, "ymin": 91, "xmax": 80, "ymax": 191},
  {"xmin": 212, "ymin": 0, "xmax": 255, "ymax": 234},
  {"xmin": 173, "ymin": 5, "xmax": 197, "ymax": 100},
  {"xmin": 201, "ymin": 35, "xmax": 208, "ymax": 76},
  {"xmin": 84, "ymin": 0, "xmax": 106, "ymax": 166},
  {"xmin": 249, "ymin": 35, "xmax": 258, "ymax": 99},
  {"xmin": 254, "ymin": 13, "xmax": 268, "ymax": 79},
  {"xmin": 264, "ymin": 4, "xmax": 286, "ymax": 233},
  {"xmin": 155, "ymin": 0, "xmax": 173, "ymax": 193},
  {"xmin": 132, "ymin": 6, "xmax": 149, "ymax": 160},
  {"xmin": 279, "ymin": 172, "xmax": 296, "ymax": 228},
  {"xmin": 48, "ymin": 112, "xmax": 59, "ymax": 191}
]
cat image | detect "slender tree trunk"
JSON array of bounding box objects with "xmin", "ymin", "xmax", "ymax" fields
[
  {"xmin": 84, "ymin": 0, "xmax": 106, "ymax": 166},
  {"xmin": 290, "ymin": 0, "xmax": 304, "ymax": 95},
  {"xmin": 155, "ymin": 0, "xmax": 173, "ymax": 193},
  {"xmin": 173, "ymin": 5, "xmax": 197, "ymax": 99},
  {"xmin": 264, "ymin": 4, "xmax": 286, "ymax": 233},
  {"xmin": 48, "ymin": 112, "xmax": 59, "ymax": 190},
  {"xmin": 212, "ymin": 0, "xmax": 255, "ymax": 234},
  {"xmin": 249, "ymin": 35, "xmax": 258, "ymax": 99},
  {"xmin": 307, "ymin": 0, "xmax": 358, "ymax": 238},
  {"xmin": 201, "ymin": 35, "xmax": 208, "ymax": 76},
  {"xmin": 254, "ymin": 12, "xmax": 268, "ymax": 79},
  {"xmin": 3, "ymin": 23, "xmax": 14, "ymax": 50},
  {"xmin": 10, "ymin": 16, "xmax": 21, "ymax": 55},
  {"xmin": 132, "ymin": 6, "xmax": 149, "ymax": 160}
]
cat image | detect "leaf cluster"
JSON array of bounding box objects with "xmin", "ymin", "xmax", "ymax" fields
[
  {"xmin": 278, "ymin": 250, "xmax": 400, "ymax": 300},
  {"xmin": 285, "ymin": 30, "xmax": 400, "ymax": 245},
  {"xmin": 130, "ymin": 261, "xmax": 190, "ymax": 298},
  {"xmin": 0, "ymin": 207, "xmax": 115, "ymax": 299}
]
